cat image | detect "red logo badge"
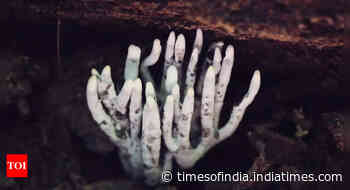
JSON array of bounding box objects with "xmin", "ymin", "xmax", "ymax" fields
[{"xmin": 6, "ymin": 154, "xmax": 28, "ymax": 178}]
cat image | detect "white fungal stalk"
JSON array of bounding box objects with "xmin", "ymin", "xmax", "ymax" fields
[
  {"xmin": 158, "ymin": 29, "xmax": 261, "ymax": 168},
  {"xmin": 86, "ymin": 45, "xmax": 171, "ymax": 185},
  {"xmin": 86, "ymin": 28, "xmax": 261, "ymax": 185}
]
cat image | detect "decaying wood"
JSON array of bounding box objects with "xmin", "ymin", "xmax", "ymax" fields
[{"xmin": 3, "ymin": 0, "xmax": 344, "ymax": 49}]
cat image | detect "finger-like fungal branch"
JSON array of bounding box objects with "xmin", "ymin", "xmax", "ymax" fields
[
  {"xmin": 86, "ymin": 46, "xmax": 174, "ymax": 185},
  {"xmin": 86, "ymin": 28, "xmax": 261, "ymax": 185},
  {"xmin": 160, "ymin": 30, "xmax": 261, "ymax": 169}
]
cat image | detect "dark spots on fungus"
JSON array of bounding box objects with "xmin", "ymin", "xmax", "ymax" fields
[
  {"xmin": 99, "ymin": 120, "xmax": 107, "ymax": 125},
  {"xmin": 152, "ymin": 158, "xmax": 157, "ymax": 165},
  {"xmin": 202, "ymin": 128, "xmax": 211, "ymax": 138},
  {"xmin": 146, "ymin": 145, "xmax": 152, "ymax": 152},
  {"xmin": 179, "ymin": 145, "xmax": 187, "ymax": 150},
  {"xmin": 99, "ymin": 89, "xmax": 109, "ymax": 98},
  {"xmin": 182, "ymin": 114, "xmax": 189, "ymax": 121},
  {"xmin": 115, "ymin": 127, "xmax": 128, "ymax": 139},
  {"xmin": 214, "ymin": 130, "xmax": 220, "ymax": 139},
  {"xmin": 114, "ymin": 110, "xmax": 124, "ymax": 118},
  {"xmin": 148, "ymin": 136, "xmax": 157, "ymax": 144}
]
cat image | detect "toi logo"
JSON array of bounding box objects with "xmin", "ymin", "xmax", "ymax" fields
[{"xmin": 6, "ymin": 154, "xmax": 28, "ymax": 178}]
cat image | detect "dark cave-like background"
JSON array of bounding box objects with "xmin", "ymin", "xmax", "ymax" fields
[{"xmin": 0, "ymin": 0, "xmax": 347, "ymax": 190}]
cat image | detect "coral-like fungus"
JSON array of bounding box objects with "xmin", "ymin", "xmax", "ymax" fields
[{"xmin": 86, "ymin": 28, "xmax": 261, "ymax": 185}]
